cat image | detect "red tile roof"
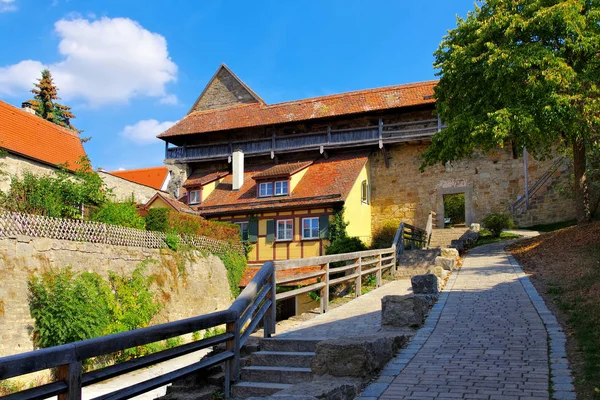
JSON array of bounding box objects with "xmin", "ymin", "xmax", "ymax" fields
[
  {"xmin": 196, "ymin": 152, "xmax": 369, "ymax": 216},
  {"xmin": 0, "ymin": 100, "xmax": 87, "ymax": 172},
  {"xmin": 158, "ymin": 80, "xmax": 438, "ymax": 138},
  {"xmin": 145, "ymin": 192, "xmax": 196, "ymax": 214},
  {"xmin": 252, "ymin": 161, "xmax": 312, "ymax": 180},
  {"xmin": 184, "ymin": 170, "xmax": 229, "ymax": 188},
  {"xmin": 109, "ymin": 166, "xmax": 169, "ymax": 190}
]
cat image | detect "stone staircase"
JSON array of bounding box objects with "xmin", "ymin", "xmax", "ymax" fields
[
  {"xmin": 428, "ymin": 226, "xmax": 471, "ymax": 249},
  {"xmin": 232, "ymin": 337, "xmax": 320, "ymax": 399}
]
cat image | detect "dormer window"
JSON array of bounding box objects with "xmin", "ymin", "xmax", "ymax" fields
[
  {"xmin": 274, "ymin": 181, "xmax": 289, "ymax": 196},
  {"xmin": 258, "ymin": 182, "xmax": 273, "ymax": 197},
  {"xmin": 188, "ymin": 189, "xmax": 201, "ymax": 205}
]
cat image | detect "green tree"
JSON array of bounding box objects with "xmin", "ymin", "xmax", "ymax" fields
[
  {"xmin": 29, "ymin": 69, "xmax": 82, "ymax": 136},
  {"xmin": 422, "ymin": 0, "xmax": 600, "ymax": 223}
]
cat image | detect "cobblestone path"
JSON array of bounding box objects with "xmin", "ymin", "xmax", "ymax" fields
[{"xmin": 377, "ymin": 243, "xmax": 551, "ymax": 400}]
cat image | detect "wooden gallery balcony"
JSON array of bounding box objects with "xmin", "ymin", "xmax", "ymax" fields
[{"xmin": 164, "ymin": 118, "xmax": 443, "ymax": 162}]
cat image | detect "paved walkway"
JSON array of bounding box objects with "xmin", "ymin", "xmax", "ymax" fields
[{"xmin": 359, "ymin": 242, "xmax": 573, "ymax": 400}]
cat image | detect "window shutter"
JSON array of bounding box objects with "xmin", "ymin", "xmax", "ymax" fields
[
  {"xmin": 319, "ymin": 215, "xmax": 329, "ymax": 239},
  {"xmin": 266, "ymin": 220, "xmax": 275, "ymax": 243},
  {"xmin": 248, "ymin": 220, "xmax": 258, "ymax": 243}
]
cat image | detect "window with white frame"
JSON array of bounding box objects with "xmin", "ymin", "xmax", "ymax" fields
[
  {"xmin": 361, "ymin": 180, "xmax": 369, "ymax": 204},
  {"xmin": 189, "ymin": 190, "xmax": 201, "ymax": 205},
  {"xmin": 235, "ymin": 222, "xmax": 249, "ymax": 241},
  {"xmin": 276, "ymin": 219, "xmax": 293, "ymax": 241},
  {"xmin": 302, "ymin": 217, "xmax": 319, "ymax": 239},
  {"xmin": 274, "ymin": 181, "xmax": 289, "ymax": 196},
  {"xmin": 258, "ymin": 182, "xmax": 273, "ymax": 197}
]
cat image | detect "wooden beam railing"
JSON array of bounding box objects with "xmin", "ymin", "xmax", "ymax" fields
[{"xmin": 393, "ymin": 214, "xmax": 433, "ymax": 259}]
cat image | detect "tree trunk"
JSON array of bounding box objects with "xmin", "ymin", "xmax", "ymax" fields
[{"xmin": 572, "ymin": 138, "xmax": 592, "ymax": 223}]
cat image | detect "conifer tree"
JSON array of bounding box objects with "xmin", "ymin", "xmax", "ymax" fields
[{"xmin": 29, "ymin": 69, "xmax": 80, "ymax": 134}]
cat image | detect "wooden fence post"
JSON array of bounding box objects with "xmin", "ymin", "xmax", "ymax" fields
[
  {"xmin": 320, "ymin": 263, "xmax": 329, "ymax": 313},
  {"xmin": 264, "ymin": 270, "xmax": 277, "ymax": 338},
  {"xmin": 225, "ymin": 319, "xmax": 240, "ymax": 399},
  {"xmin": 376, "ymin": 254, "xmax": 382, "ymax": 288},
  {"xmin": 392, "ymin": 245, "xmax": 397, "ymax": 272},
  {"xmin": 354, "ymin": 257, "xmax": 361, "ymax": 298},
  {"xmin": 57, "ymin": 361, "xmax": 82, "ymax": 400}
]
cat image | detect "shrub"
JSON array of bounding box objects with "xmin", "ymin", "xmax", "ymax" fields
[
  {"xmin": 326, "ymin": 236, "xmax": 367, "ymax": 256},
  {"xmin": 371, "ymin": 220, "xmax": 399, "ymax": 249},
  {"xmin": 91, "ymin": 201, "xmax": 145, "ymax": 229},
  {"xmin": 328, "ymin": 207, "xmax": 349, "ymax": 243},
  {"xmin": 165, "ymin": 233, "xmax": 180, "ymax": 251},
  {"xmin": 166, "ymin": 211, "xmax": 241, "ymax": 245},
  {"xmin": 481, "ymin": 213, "xmax": 515, "ymax": 238},
  {"xmin": 213, "ymin": 248, "xmax": 247, "ymax": 297},
  {"xmin": 145, "ymin": 208, "xmax": 169, "ymax": 232}
]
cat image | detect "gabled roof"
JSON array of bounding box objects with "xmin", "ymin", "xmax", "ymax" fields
[
  {"xmin": 196, "ymin": 152, "xmax": 369, "ymax": 216},
  {"xmin": 187, "ymin": 63, "xmax": 264, "ymax": 114},
  {"xmin": 145, "ymin": 192, "xmax": 196, "ymax": 214},
  {"xmin": 158, "ymin": 80, "xmax": 437, "ymax": 139},
  {"xmin": 252, "ymin": 161, "xmax": 313, "ymax": 180},
  {"xmin": 184, "ymin": 170, "xmax": 229, "ymax": 188},
  {"xmin": 109, "ymin": 166, "xmax": 169, "ymax": 190},
  {"xmin": 0, "ymin": 100, "xmax": 87, "ymax": 172}
]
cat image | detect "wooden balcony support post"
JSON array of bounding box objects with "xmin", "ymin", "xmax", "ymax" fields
[
  {"xmin": 57, "ymin": 361, "xmax": 83, "ymax": 400},
  {"xmin": 378, "ymin": 118, "xmax": 384, "ymax": 149}
]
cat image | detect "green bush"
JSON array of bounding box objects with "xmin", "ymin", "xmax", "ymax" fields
[
  {"xmin": 214, "ymin": 248, "xmax": 247, "ymax": 297},
  {"xmin": 481, "ymin": 213, "xmax": 515, "ymax": 238},
  {"xmin": 326, "ymin": 236, "xmax": 367, "ymax": 256},
  {"xmin": 165, "ymin": 233, "xmax": 180, "ymax": 251},
  {"xmin": 371, "ymin": 220, "xmax": 399, "ymax": 249},
  {"xmin": 91, "ymin": 201, "xmax": 145, "ymax": 229},
  {"xmin": 443, "ymin": 193, "xmax": 465, "ymax": 225},
  {"xmin": 328, "ymin": 207, "xmax": 349, "ymax": 243},
  {"xmin": 145, "ymin": 208, "xmax": 169, "ymax": 232}
]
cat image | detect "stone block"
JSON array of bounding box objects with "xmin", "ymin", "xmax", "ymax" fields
[
  {"xmin": 427, "ymin": 266, "xmax": 448, "ymax": 280},
  {"xmin": 434, "ymin": 256, "xmax": 455, "ymax": 271},
  {"xmin": 411, "ymin": 274, "xmax": 440, "ymax": 295},
  {"xmin": 470, "ymin": 223, "xmax": 481, "ymax": 233},
  {"xmin": 312, "ymin": 334, "xmax": 408, "ymax": 378},
  {"xmin": 440, "ymin": 248, "xmax": 459, "ymax": 260},
  {"xmin": 381, "ymin": 294, "xmax": 433, "ymax": 328},
  {"xmin": 271, "ymin": 377, "xmax": 361, "ymax": 399}
]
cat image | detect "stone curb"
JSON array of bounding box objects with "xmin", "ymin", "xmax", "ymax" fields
[
  {"xmin": 356, "ymin": 266, "xmax": 461, "ymax": 399},
  {"xmin": 506, "ymin": 252, "xmax": 576, "ymax": 400}
]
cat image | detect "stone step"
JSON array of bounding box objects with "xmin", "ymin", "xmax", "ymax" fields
[
  {"xmin": 260, "ymin": 337, "xmax": 322, "ymax": 352},
  {"xmin": 232, "ymin": 381, "xmax": 291, "ymax": 399},
  {"xmin": 240, "ymin": 366, "xmax": 312, "ymax": 384},
  {"xmin": 251, "ymin": 351, "xmax": 315, "ymax": 368}
]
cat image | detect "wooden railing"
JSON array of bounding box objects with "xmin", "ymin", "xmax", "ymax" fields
[
  {"xmin": 0, "ymin": 263, "xmax": 276, "ymax": 400},
  {"xmin": 274, "ymin": 246, "xmax": 396, "ymax": 313},
  {"xmin": 165, "ymin": 119, "xmax": 441, "ymax": 161},
  {"xmin": 511, "ymin": 157, "xmax": 566, "ymax": 214},
  {"xmin": 393, "ymin": 220, "xmax": 430, "ymax": 259}
]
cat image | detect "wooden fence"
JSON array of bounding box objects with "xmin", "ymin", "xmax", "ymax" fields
[
  {"xmin": 0, "ymin": 210, "xmax": 243, "ymax": 256},
  {"xmin": 393, "ymin": 211, "xmax": 435, "ymax": 258}
]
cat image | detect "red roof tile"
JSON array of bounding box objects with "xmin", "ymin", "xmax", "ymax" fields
[
  {"xmin": 145, "ymin": 192, "xmax": 196, "ymax": 214},
  {"xmin": 0, "ymin": 100, "xmax": 87, "ymax": 172},
  {"xmin": 252, "ymin": 161, "xmax": 312, "ymax": 180},
  {"xmin": 158, "ymin": 81, "xmax": 438, "ymax": 138},
  {"xmin": 109, "ymin": 166, "xmax": 169, "ymax": 190},
  {"xmin": 183, "ymin": 170, "xmax": 229, "ymax": 188},
  {"xmin": 197, "ymin": 152, "xmax": 369, "ymax": 216}
]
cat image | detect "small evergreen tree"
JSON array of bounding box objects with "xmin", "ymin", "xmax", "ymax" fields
[{"xmin": 29, "ymin": 69, "xmax": 81, "ymax": 135}]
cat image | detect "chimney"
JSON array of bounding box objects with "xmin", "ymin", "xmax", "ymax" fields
[
  {"xmin": 232, "ymin": 149, "xmax": 244, "ymax": 191},
  {"xmin": 21, "ymin": 101, "xmax": 36, "ymax": 115}
]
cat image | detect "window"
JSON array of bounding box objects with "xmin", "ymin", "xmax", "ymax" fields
[
  {"xmin": 276, "ymin": 219, "xmax": 293, "ymax": 241},
  {"xmin": 302, "ymin": 217, "xmax": 319, "ymax": 239},
  {"xmin": 189, "ymin": 190, "xmax": 201, "ymax": 205},
  {"xmin": 361, "ymin": 180, "xmax": 369, "ymax": 204},
  {"xmin": 259, "ymin": 182, "xmax": 273, "ymax": 197},
  {"xmin": 274, "ymin": 181, "xmax": 289, "ymax": 196},
  {"xmin": 235, "ymin": 222, "xmax": 249, "ymax": 242}
]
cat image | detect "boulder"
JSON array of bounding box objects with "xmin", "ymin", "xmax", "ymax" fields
[
  {"xmin": 427, "ymin": 266, "xmax": 448, "ymax": 280},
  {"xmin": 440, "ymin": 248, "xmax": 459, "ymax": 260},
  {"xmin": 381, "ymin": 294, "xmax": 433, "ymax": 328},
  {"xmin": 470, "ymin": 223, "xmax": 481, "ymax": 233},
  {"xmin": 435, "ymin": 256, "xmax": 456, "ymax": 271},
  {"xmin": 312, "ymin": 334, "xmax": 408, "ymax": 378},
  {"xmin": 411, "ymin": 274, "xmax": 440, "ymax": 295}
]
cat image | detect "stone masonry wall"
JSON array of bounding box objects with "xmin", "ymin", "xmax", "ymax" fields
[
  {"xmin": 191, "ymin": 68, "xmax": 259, "ymax": 113},
  {"xmin": 0, "ymin": 236, "xmax": 232, "ymax": 358},
  {"xmin": 370, "ymin": 143, "xmax": 576, "ymax": 233},
  {"xmin": 0, "ymin": 153, "xmax": 58, "ymax": 193},
  {"xmin": 98, "ymin": 171, "xmax": 163, "ymax": 203}
]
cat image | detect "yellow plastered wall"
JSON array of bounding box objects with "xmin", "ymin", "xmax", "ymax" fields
[
  {"xmin": 290, "ymin": 167, "xmax": 309, "ymax": 192},
  {"xmin": 148, "ymin": 197, "xmax": 171, "ymax": 210},
  {"xmin": 201, "ymin": 178, "xmax": 222, "ymax": 202},
  {"xmin": 344, "ymin": 161, "xmax": 372, "ymax": 245}
]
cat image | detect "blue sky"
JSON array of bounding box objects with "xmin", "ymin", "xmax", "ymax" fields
[{"xmin": 0, "ymin": 0, "xmax": 475, "ymax": 171}]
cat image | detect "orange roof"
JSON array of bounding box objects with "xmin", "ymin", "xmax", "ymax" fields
[
  {"xmin": 184, "ymin": 170, "xmax": 229, "ymax": 188},
  {"xmin": 252, "ymin": 161, "xmax": 312, "ymax": 180},
  {"xmin": 109, "ymin": 166, "xmax": 169, "ymax": 190},
  {"xmin": 195, "ymin": 152, "xmax": 369, "ymax": 216},
  {"xmin": 0, "ymin": 100, "xmax": 87, "ymax": 172},
  {"xmin": 158, "ymin": 80, "xmax": 438, "ymax": 138},
  {"xmin": 145, "ymin": 192, "xmax": 196, "ymax": 214}
]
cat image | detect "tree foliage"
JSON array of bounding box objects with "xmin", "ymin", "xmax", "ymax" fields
[
  {"xmin": 91, "ymin": 201, "xmax": 146, "ymax": 229},
  {"xmin": 29, "ymin": 69, "xmax": 81, "ymax": 134},
  {"xmin": 423, "ymin": 0, "xmax": 600, "ymax": 223}
]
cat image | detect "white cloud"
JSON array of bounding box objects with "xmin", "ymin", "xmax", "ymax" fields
[
  {"xmin": 120, "ymin": 119, "xmax": 176, "ymax": 145},
  {"xmin": 0, "ymin": 17, "xmax": 178, "ymax": 106},
  {"xmin": 159, "ymin": 94, "xmax": 179, "ymax": 105},
  {"xmin": 0, "ymin": 0, "xmax": 16, "ymax": 12}
]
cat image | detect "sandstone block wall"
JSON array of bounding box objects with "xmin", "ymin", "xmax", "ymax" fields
[
  {"xmin": 0, "ymin": 236, "xmax": 232, "ymax": 358},
  {"xmin": 0, "ymin": 153, "xmax": 58, "ymax": 193},
  {"xmin": 369, "ymin": 144, "xmax": 576, "ymax": 233}
]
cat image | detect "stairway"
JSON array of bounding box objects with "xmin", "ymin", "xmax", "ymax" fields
[
  {"xmin": 428, "ymin": 227, "xmax": 471, "ymax": 249},
  {"xmin": 232, "ymin": 338, "xmax": 320, "ymax": 399}
]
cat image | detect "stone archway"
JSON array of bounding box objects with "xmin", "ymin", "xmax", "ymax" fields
[{"xmin": 436, "ymin": 185, "xmax": 474, "ymax": 228}]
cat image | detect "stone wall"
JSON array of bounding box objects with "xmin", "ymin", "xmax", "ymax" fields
[
  {"xmin": 369, "ymin": 143, "xmax": 576, "ymax": 232},
  {"xmin": 0, "ymin": 153, "xmax": 58, "ymax": 193},
  {"xmin": 0, "ymin": 236, "xmax": 232, "ymax": 358},
  {"xmin": 98, "ymin": 171, "xmax": 163, "ymax": 203},
  {"xmin": 191, "ymin": 68, "xmax": 259, "ymax": 113}
]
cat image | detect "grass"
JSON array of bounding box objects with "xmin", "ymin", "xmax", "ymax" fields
[
  {"xmin": 522, "ymin": 219, "xmax": 577, "ymax": 232},
  {"xmin": 508, "ymin": 221, "xmax": 600, "ymax": 400},
  {"xmin": 474, "ymin": 229, "xmax": 521, "ymax": 247}
]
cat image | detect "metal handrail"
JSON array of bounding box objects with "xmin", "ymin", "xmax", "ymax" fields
[{"xmin": 512, "ymin": 157, "xmax": 566, "ymax": 212}]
